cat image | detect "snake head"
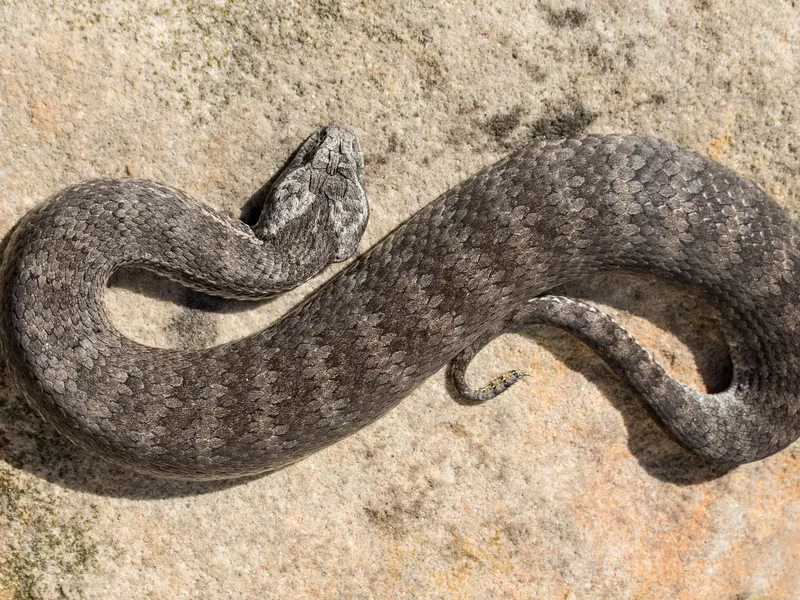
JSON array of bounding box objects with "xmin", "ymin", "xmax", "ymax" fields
[{"xmin": 258, "ymin": 125, "xmax": 369, "ymax": 263}]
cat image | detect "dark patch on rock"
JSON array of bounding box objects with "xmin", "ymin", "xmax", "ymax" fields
[
  {"xmin": 587, "ymin": 40, "xmax": 637, "ymax": 73},
  {"xmin": 311, "ymin": 0, "xmax": 343, "ymax": 21},
  {"xmin": 363, "ymin": 479, "xmax": 441, "ymax": 538},
  {"xmin": 445, "ymin": 123, "xmax": 474, "ymax": 149},
  {"xmin": 499, "ymin": 520, "xmax": 534, "ymax": 548},
  {"xmin": 386, "ymin": 131, "xmax": 400, "ymax": 154},
  {"xmin": 631, "ymin": 92, "xmax": 669, "ymax": 112},
  {"xmin": 166, "ymin": 292, "xmax": 224, "ymax": 350},
  {"xmin": 367, "ymin": 131, "xmax": 404, "ymax": 167},
  {"xmin": 633, "ymin": 92, "xmax": 667, "ymax": 109},
  {"xmin": 167, "ymin": 310, "xmax": 218, "ymax": 350},
  {"xmin": 650, "ymin": 92, "xmax": 667, "ymax": 106},
  {"xmin": 482, "ymin": 105, "xmax": 525, "ymax": 143},
  {"xmin": 528, "ymin": 101, "xmax": 598, "ymax": 140},
  {"xmin": 542, "ymin": 6, "xmax": 588, "ymax": 28},
  {"xmin": 525, "ymin": 62, "xmax": 548, "ymax": 82},
  {"xmin": 586, "ymin": 44, "xmax": 610, "ymax": 72},
  {"xmin": 418, "ymin": 51, "xmax": 447, "ymax": 94}
]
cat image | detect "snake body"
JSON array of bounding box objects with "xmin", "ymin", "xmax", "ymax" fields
[{"xmin": 2, "ymin": 126, "xmax": 799, "ymax": 479}]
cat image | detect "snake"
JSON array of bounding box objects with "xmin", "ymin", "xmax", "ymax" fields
[{"xmin": 1, "ymin": 125, "xmax": 799, "ymax": 480}]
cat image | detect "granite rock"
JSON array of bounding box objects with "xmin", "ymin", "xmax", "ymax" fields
[{"xmin": 0, "ymin": 0, "xmax": 798, "ymax": 598}]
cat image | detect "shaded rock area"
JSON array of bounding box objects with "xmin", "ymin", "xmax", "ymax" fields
[{"xmin": 0, "ymin": 0, "xmax": 798, "ymax": 597}]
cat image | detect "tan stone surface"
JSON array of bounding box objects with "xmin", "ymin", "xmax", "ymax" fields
[{"xmin": 0, "ymin": 1, "xmax": 798, "ymax": 598}]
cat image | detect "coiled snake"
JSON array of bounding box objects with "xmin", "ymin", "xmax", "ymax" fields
[{"xmin": 1, "ymin": 126, "xmax": 798, "ymax": 479}]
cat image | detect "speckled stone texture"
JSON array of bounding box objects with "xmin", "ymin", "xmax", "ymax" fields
[{"xmin": 0, "ymin": 1, "xmax": 797, "ymax": 598}]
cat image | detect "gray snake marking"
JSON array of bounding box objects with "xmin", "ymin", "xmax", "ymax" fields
[{"xmin": 2, "ymin": 125, "xmax": 799, "ymax": 480}]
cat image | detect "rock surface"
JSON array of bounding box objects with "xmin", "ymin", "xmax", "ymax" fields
[{"xmin": 0, "ymin": 1, "xmax": 798, "ymax": 598}]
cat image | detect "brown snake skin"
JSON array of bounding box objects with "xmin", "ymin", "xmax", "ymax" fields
[{"xmin": 1, "ymin": 126, "xmax": 799, "ymax": 479}]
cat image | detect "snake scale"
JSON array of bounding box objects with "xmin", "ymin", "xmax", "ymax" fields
[{"xmin": 1, "ymin": 125, "xmax": 799, "ymax": 480}]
